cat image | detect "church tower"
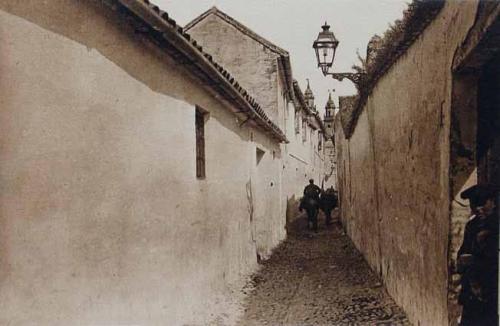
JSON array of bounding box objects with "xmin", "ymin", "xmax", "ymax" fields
[
  {"xmin": 323, "ymin": 91, "xmax": 336, "ymax": 137},
  {"xmin": 304, "ymin": 79, "xmax": 316, "ymax": 112}
]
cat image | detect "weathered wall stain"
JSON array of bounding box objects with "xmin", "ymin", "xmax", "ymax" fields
[
  {"xmin": 334, "ymin": 2, "xmax": 495, "ymax": 325},
  {"xmin": 0, "ymin": 2, "xmax": 286, "ymax": 324}
]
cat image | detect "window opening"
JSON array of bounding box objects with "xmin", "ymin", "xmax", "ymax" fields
[{"xmin": 196, "ymin": 107, "xmax": 207, "ymax": 179}]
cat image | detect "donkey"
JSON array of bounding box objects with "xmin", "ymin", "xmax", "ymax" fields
[{"xmin": 300, "ymin": 196, "xmax": 320, "ymax": 232}]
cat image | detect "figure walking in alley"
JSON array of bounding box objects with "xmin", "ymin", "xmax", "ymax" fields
[
  {"xmin": 457, "ymin": 184, "xmax": 499, "ymax": 326},
  {"xmin": 300, "ymin": 179, "xmax": 321, "ymax": 232},
  {"xmin": 320, "ymin": 186, "xmax": 338, "ymax": 226}
]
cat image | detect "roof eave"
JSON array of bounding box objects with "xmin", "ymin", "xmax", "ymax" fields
[{"xmin": 115, "ymin": 0, "xmax": 288, "ymax": 143}]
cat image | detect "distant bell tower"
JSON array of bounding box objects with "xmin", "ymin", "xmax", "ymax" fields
[
  {"xmin": 304, "ymin": 79, "xmax": 316, "ymax": 112},
  {"xmin": 323, "ymin": 90, "xmax": 336, "ymax": 137}
]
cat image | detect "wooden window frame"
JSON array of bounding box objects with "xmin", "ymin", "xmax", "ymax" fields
[{"xmin": 195, "ymin": 107, "xmax": 207, "ymax": 179}]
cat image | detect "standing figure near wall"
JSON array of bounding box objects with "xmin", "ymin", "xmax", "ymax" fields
[{"xmin": 457, "ymin": 185, "xmax": 499, "ymax": 326}]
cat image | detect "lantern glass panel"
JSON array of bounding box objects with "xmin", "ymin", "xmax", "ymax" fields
[{"xmin": 313, "ymin": 23, "xmax": 339, "ymax": 75}]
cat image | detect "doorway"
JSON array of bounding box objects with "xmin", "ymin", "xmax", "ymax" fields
[
  {"xmin": 477, "ymin": 54, "xmax": 500, "ymax": 187},
  {"xmin": 448, "ymin": 8, "xmax": 500, "ymax": 323}
]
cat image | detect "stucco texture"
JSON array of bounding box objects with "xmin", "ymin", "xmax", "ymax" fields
[
  {"xmin": 187, "ymin": 13, "xmax": 283, "ymax": 128},
  {"xmin": 0, "ymin": 1, "xmax": 285, "ymax": 324},
  {"xmin": 335, "ymin": 2, "xmax": 482, "ymax": 325},
  {"xmin": 188, "ymin": 12, "xmax": 327, "ymax": 226}
]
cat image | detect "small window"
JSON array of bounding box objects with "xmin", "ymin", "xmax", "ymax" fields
[
  {"xmin": 195, "ymin": 107, "xmax": 207, "ymax": 179},
  {"xmin": 295, "ymin": 110, "xmax": 300, "ymax": 134},
  {"xmin": 256, "ymin": 147, "xmax": 265, "ymax": 165},
  {"xmin": 302, "ymin": 120, "xmax": 307, "ymax": 142}
]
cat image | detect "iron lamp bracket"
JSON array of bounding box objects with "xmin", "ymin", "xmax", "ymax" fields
[{"xmin": 325, "ymin": 72, "xmax": 367, "ymax": 90}]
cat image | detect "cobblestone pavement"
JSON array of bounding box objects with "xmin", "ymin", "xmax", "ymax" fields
[{"xmin": 238, "ymin": 213, "xmax": 411, "ymax": 326}]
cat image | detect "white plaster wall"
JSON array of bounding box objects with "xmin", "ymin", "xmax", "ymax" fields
[
  {"xmin": 323, "ymin": 140, "xmax": 336, "ymax": 189},
  {"xmin": 188, "ymin": 14, "xmax": 327, "ymax": 221},
  {"xmin": 334, "ymin": 2, "xmax": 482, "ymax": 325},
  {"xmin": 187, "ymin": 14, "xmax": 282, "ymax": 127},
  {"xmin": 0, "ymin": 3, "xmax": 284, "ymax": 324},
  {"xmin": 249, "ymin": 130, "xmax": 286, "ymax": 259}
]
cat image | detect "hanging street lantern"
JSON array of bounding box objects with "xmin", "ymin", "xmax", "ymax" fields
[
  {"xmin": 313, "ymin": 22, "xmax": 366, "ymax": 90},
  {"xmin": 313, "ymin": 22, "xmax": 339, "ymax": 75}
]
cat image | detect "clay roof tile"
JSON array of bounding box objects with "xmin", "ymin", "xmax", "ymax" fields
[{"xmin": 115, "ymin": 0, "xmax": 287, "ymax": 142}]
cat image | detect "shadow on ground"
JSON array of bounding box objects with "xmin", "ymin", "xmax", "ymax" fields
[{"xmin": 238, "ymin": 212, "xmax": 411, "ymax": 326}]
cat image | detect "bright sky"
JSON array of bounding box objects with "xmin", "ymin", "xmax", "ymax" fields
[{"xmin": 155, "ymin": 0, "xmax": 407, "ymax": 116}]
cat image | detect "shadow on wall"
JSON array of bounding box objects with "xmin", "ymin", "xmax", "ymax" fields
[
  {"xmin": 286, "ymin": 195, "xmax": 302, "ymax": 231},
  {"xmin": 0, "ymin": 1, "xmax": 251, "ymax": 147},
  {"xmin": 448, "ymin": 14, "xmax": 500, "ymax": 323}
]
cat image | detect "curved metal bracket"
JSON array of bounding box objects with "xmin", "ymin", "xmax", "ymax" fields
[{"xmin": 326, "ymin": 72, "xmax": 367, "ymax": 90}]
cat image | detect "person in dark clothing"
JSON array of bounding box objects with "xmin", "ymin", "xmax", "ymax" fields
[
  {"xmin": 457, "ymin": 184, "xmax": 499, "ymax": 326},
  {"xmin": 303, "ymin": 179, "xmax": 321, "ymax": 201},
  {"xmin": 299, "ymin": 179, "xmax": 322, "ymax": 232},
  {"xmin": 320, "ymin": 186, "xmax": 338, "ymax": 225}
]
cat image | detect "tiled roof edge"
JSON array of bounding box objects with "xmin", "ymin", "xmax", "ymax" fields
[
  {"xmin": 292, "ymin": 81, "xmax": 313, "ymax": 116},
  {"xmin": 292, "ymin": 80, "xmax": 327, "ymax": 139},
  {"xmin": 114, "ymin": 0, "xmax": 288, "ymax": 143},
  {"xmin": 185, "ymin": 6, "xmax": 295, "ymax": 96}
]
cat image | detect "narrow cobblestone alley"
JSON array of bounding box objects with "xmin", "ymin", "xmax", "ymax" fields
[{"xmin": 238, "ymin": 213, "xmax": 411, "ymax": 326}]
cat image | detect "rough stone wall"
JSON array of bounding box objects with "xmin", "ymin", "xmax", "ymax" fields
[
  {"xmin": 335, "ymin": 2, "xmax": 482, "ymax": 325},
  {"xmin": 0, "ymin": 2, "xmax": 285, "ymax": 324},
  {"xmin": 187, "ymin": 14, "xmax": 282, "ymax": 127}
]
